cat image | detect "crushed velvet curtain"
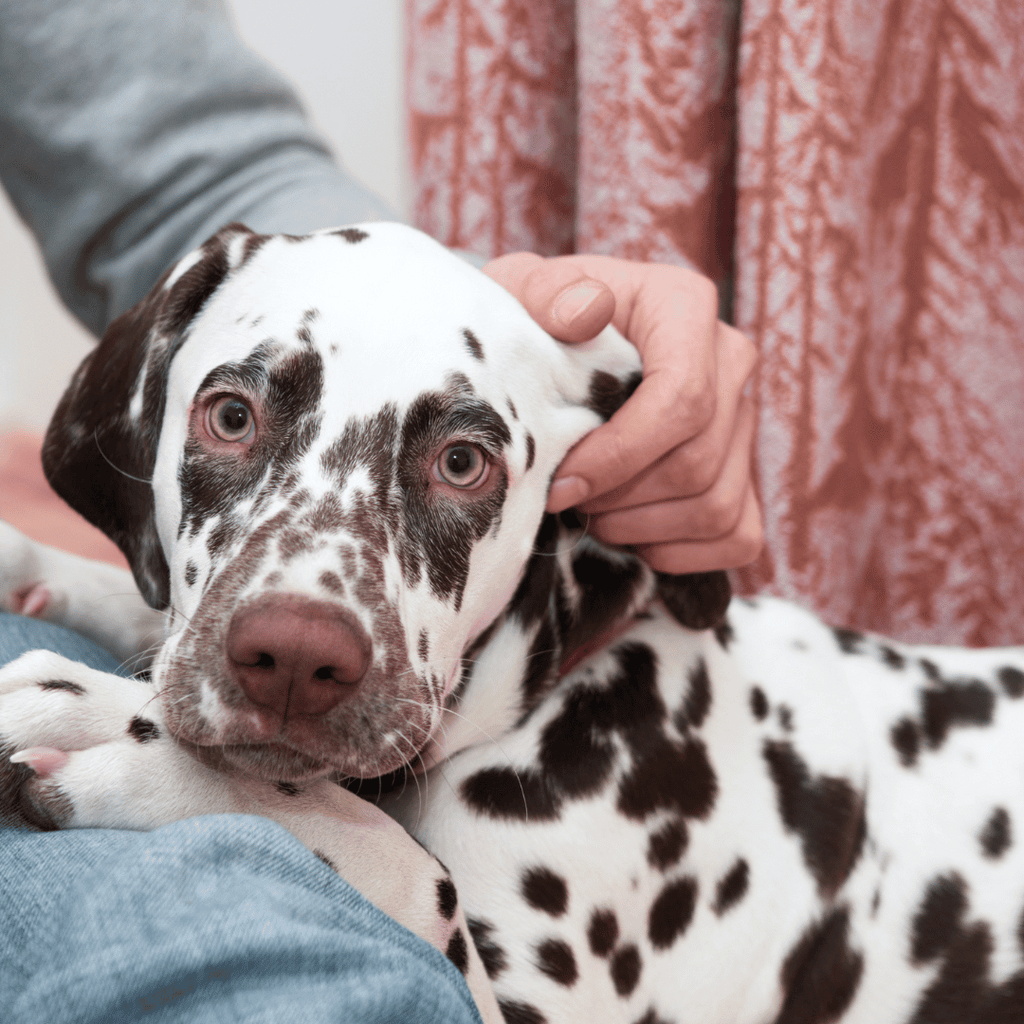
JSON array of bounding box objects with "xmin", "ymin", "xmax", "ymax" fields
[{"xmin": 406, "ymin": 0, "xmax": 1024, "ymax": 646}]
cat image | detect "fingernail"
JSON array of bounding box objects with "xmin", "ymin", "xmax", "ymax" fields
[
  {"xmin": 548, "ymin": 476, "xmax": 590, "ymax": 510},
  {"xmin": 553, "ymin": 283, "xmax": 604, "ymax": 328}
]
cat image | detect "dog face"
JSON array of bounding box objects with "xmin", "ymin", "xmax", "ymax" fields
[{"xmin": 43, "ymin": 223, "xmax": 641, "ymax": 781}]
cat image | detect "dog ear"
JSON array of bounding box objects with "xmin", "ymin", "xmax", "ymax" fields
[
  {"xmin": 42, "ymin": 223, "xmax": 259, "ymax": 608},
  {"xmin": 558, "ymin": 331, "xmax": 733, "ymax": 631},
  {"xmin": 656, "ymin": 570, "xmax": 732, "ymax": 631}
]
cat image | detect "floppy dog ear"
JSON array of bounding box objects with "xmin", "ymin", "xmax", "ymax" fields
[
  {"xmin": 558, "ymin": 326, "xmax": 733, "ymax": 631},
  {"xmin": 42, "ymin": 223, "xmax": 259, "ymax": 609}
]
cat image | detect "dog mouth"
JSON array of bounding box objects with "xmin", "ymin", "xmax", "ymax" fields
[{"xmin": 167, "ymin": 701, "xmax": 437, "ymax": 782}]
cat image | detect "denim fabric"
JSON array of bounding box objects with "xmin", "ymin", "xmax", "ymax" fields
[{"xmin": 0, "ymin": 618, "xmax": 480, "ymax": 1024}]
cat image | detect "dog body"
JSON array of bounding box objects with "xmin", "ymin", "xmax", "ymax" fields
[{"xmin": 2, "ymin": 223, "xmax": 1024, "ymax": 1023}]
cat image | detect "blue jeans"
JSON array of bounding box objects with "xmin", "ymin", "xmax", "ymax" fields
[{"xmin": 0, "ymin": 614, "xmax": 480, "ymax": 1024}]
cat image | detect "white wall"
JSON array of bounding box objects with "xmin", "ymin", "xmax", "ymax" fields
[{"xmin": 0, "ymin": 0, "xmax": 406, "ymax": 433}]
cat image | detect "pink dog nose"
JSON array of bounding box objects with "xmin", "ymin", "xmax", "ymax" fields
[{"xmin": 227, "ymin": 596, "xmax": 372, "ymax": 717}]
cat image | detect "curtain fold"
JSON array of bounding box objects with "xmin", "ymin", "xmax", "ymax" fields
[{"xmin": 407, "ymin": 0, "xmax": 1024, "ymax": 646}]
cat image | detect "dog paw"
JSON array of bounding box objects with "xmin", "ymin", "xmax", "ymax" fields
[
  {"xmin": 0, "ymin": 650, "xmax": 203, "ymax": 830},
  {"xmin": 0, "ymin": 521, "xmax": 60, "ymax": 619}
]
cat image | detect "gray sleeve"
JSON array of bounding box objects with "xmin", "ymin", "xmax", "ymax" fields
[{"xmin": 0, "ymin": 0, "xmax": 398, "ymax": 337}]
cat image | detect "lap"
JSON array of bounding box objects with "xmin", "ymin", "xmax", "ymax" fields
[
  {"xmin": 0, "ymin": 612, "xmax": 129, "ymax": 674},
  {"xmin": 0, "ymin": 615, "xmax": 477, "ymax": 1024}
]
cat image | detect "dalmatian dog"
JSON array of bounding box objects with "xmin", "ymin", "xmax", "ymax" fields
[{"xmin": 2, "ymin": 222, "xmax": 1024, "ymax": 1024}]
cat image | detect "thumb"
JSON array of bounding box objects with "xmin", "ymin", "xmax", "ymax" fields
[{"xmin": 483, "ymin": 252, "xmax": 616, "ymax": 343}]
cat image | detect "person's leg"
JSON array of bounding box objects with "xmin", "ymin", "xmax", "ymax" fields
[
  {"xmin": 0, "ymin": 611, "xmax": 130, "ymax": 674},
  {"xmin": 0, "ymin": 612, "xmax": 479, "ymax": 1024}
]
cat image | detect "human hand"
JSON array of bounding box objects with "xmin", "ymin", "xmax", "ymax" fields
[{"xmin": 482, "ymin": 253, "xmax": 763, "ymax": 575}]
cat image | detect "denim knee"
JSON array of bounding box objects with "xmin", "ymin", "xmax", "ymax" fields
[{"xmin": 0, "ymin": 612, "xmax": 130, "ymax": 675}]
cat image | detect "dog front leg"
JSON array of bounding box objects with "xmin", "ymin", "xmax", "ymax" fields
[{"xmin": 0, "ymin": 520, "xmax": 165, "ymax": 667}]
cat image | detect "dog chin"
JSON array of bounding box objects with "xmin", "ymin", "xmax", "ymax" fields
[
  {"xmin": 211, "ymin": 739, "xmax": 412, "ymax": 783},
  {"xmin": 203, "ymin": 741, "xmax": 331, "ymax": 782}
]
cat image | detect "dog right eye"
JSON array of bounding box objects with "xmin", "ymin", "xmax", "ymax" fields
[
  {"xmin": 208, "ymin": 396, "xmax": 256, "ymax": 443},
  {"xmin": 435, "ymin": 444, "xmax": 488, "ymax": 489}
]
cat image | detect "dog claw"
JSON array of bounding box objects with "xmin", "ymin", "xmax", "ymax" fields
[
  {"xmin": 10, "ymin": 746, "xmax": 68, "ymax": 777},
  {"xmin": 14, "ymin": 583, "xmax": 51, "ymax": 618}
]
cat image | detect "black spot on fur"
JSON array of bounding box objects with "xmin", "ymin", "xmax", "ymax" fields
[
  {"xmin": 334, "ymin": 227, "xmax": 368, "ymax": 243},
  {"xmin": 648, "ymin": 876, "xmax": 698, "ymax": 949},
  {"xmin": 586, "ymin": 369, "xmax": 643, "ymax": 421},
  {"xmin": 564, "ymin": 546, "xmax": 648, "ymax": 658},
  {"xmin": 631, "ymin": 1011, "xmax": 673, "ymax": 1024},
  {"xmin": 675, "ymin": 658, "xmax": 711, "ymax": 731},
  {"xmin": 713, "ymin": 858, "xmax": 750, "ymax": 916},
  {"xmin": 417, "ymin": 629, "xmax": 429, "ymax": 661},
  {"xmin": 998, "ymin": 666, "xmax": 1024, "ymax": 698},
  {"xmin": 657, "ymin": 571, "xmax": 732, "ymax": 631},
  {"xmin": 462, "ymin": 328, "xmax": 484, "ymax": 361},
  {"xmin": 40, "ymin": 679, "xmax": 86, "ymax": 696},
  {"xmin": 912, "ymin": 873, "xmax": 969, "ymax": 965},
  {"xmin": 517, "ymin": 615, "xmax": 563, "ymax": 722},
  {"xmin": 525, "ymin": 432, "xmax": 536, "ymax": 471},
  {"xmin": 536, "ymin": 938, "xmax": 578, "ymax": 987},
  {"xmin": 921, "ymin": 678, "xmax": 994, "ymax": 748},
  {"xmin": 610, "ymin": 944, "xmax": 642, "ymax": 997},
  {"xmin": 979, "ymin": 807, "xmax": 1012, "ymax": 860},
  {"xmin": 588, "ymin": 908, "xmax": 619, "ymax": 957},
  {"xmin": 184, "ymin": 560, "xmax": 198, "ymax": 587},
  {"xmin": 878, "ymin": 644, "xmax": 906, "ymax": 670},
  {"xmin": 128, "ymin": 716, "xmax": 160, "ymax": 743},
  {"xmin": 313, "ymin": 849, "xmax": 337, "ymax": 872},
  {"xmin": 498, "ymin": 1000, "xmax": 547, "ymax": 1024},
  {"xmin": 521, "ymin": 867, "xmax": 569, "ymax": 917},
  {"xmin": 618, "ymin": 733, "xmax": 717, "ymax": 823},
  {"xmin": 905, "ymin": 871, "xmax": 1024, "ymax": 1022},
  {"xmin": 446, "ymin": 929, "xmax": 469, "ymax": 974},
  {"xmin": 833, "ymin": 627, "xmax": 864, "ymax": 654},
  {"xmin": 274, "ymin": 780, "xmax": 300, "ymax": 796},
  {"xmin": 778, "ymin": 705, "xmax": 794, "ymax": 732},
  {"xmin": 713, "ymin": 618, "xmax": 735, "ymax": 650},
  {"xmin": 773, "ymin": 907, "xmax": 863, "ymax": 1024},
  {"xmin": 647, "ymin": 819, "xmax": 688, "ymax": 871},
  {"xmin": 467, "ymin": 917, "xmax": 508, "ymax": 980},
  {"xmin": 750, "ymin": 686, "xmax": 769, "ymax": 721},
  {"xmin": 459, "ymin": 767, "xmax": 560, "ymax": 821},
  {"xmin": 891, "ymin": 717, "xmax": 921, "ymax": 767},
  {"xmin": 437, "ymin": 876, "xmax": 458, "ymax": 920},
  {"xmin": 762, "ymin": 740, "xmax": 865, "ymax": 896}
]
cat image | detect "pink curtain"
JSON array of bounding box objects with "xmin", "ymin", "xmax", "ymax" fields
[{"xmin": 406, "ymin": 0, "xmax": 1024, "ymax": 647}]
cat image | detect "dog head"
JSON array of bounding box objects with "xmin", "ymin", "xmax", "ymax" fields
[{"xmin": 44, "ymin": 222, "xmax": 655, "ymax": 780}]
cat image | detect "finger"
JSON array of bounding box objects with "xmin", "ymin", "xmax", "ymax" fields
[
  {"xmin": 587, "ymin": 397, "xmax": 757, "ymax": 546},
  {"xmin": 634, "ymin": 483, "xmax": 765, "ymax": 575},
  {"xmin": 483, "ymin": 253, "xmax": 616, "ymax": 343},
  {"xmin": 580, "ymin": 327, "xmax": 755, "ymax": 513},
  {"xmin": 549, "ymin": 264, "xmax": 723, "ymax": 502}
]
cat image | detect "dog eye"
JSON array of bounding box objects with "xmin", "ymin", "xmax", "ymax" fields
[
  {"xmin": 435, "ymin": 444, "xmax": 488, "ymax": 489},
  {"xmin": 208, "ymin": 396, "xmax": 256, "ymax": 443}
]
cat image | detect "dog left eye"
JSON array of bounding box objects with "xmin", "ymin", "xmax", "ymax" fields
[
  {"xmin": 208, "ymin": 396, "xmax": 256, "ymax": 443},
  {"xmin": 435, "ymin": 444, "xmax": 488, "ymax": 489}
]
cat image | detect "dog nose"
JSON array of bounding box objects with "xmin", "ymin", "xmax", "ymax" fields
[{"xmin": 227, "ymin": 596, "xmax": 372, "ymax": 717}]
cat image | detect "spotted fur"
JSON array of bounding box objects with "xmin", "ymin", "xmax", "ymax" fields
[{"xmin": 2, "ymin": 222, "xmax": 1022, "ymax": 1024}]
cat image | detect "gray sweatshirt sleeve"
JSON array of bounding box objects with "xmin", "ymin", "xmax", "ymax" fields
[{"xmin": 0, "ymin": 0, "xmax": 398, "ymax": 337}]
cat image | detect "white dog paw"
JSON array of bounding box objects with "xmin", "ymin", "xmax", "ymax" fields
[
  {"xmin": 0, "ymin": 521, "xmax": 60, "ymax": 619},
  {"xmin": 0, "ymin": 650, "xmax": 175, "ymax": 829}
]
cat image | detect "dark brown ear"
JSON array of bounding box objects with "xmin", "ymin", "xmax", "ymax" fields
[
  {"xmin": 42, "ymin": 223, "xmax": 259, "ymax": 608},
  {"xmin": 656, "ymin": 570, "xmax": 732, "ymax": 631}
]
